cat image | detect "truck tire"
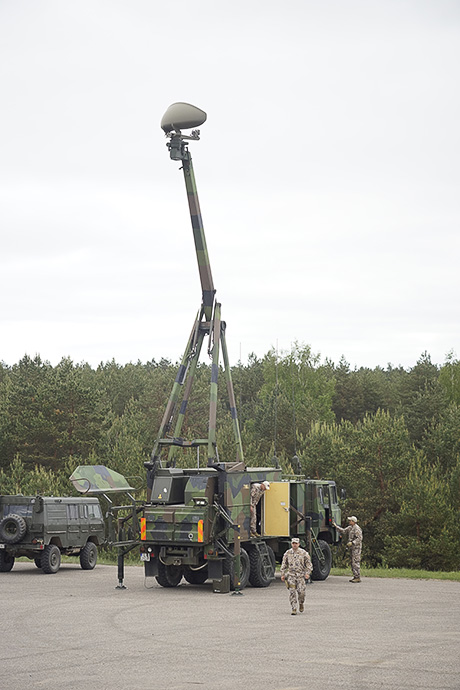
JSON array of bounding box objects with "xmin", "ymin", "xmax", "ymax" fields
[
  {"xmin": 34, "ymin": 557, "xmax": 42, "ymax": 568},
  {"xmin": 183, "ymin": 564, "xmax": 209, "ymax": 584},
  {"xmin": 80, "ymin": 542, "xmax": 98, "ymax": 570},
  {"xmin": 311, "ymin": 540, "xmax": 332, "ymax": 580},
  {"xmin": 156, "ymin": 561, "xmax": 183, "ymax": 587},
  {"xmin": 248, "ymin": 544, "xmax": 275, "ymax": 588},
  {"xmin": 0, "ymin": 514, "xmax": 27, "ymax": 544},
  {"xmin": 41, "ymin": 544, "xmax": 61, "ymax": 574},
  {"xmin": 0, "ymin": 550, "xmax": 15, "ymax": 572},
  {"xmin": 223, "ymin": 547, "xmax": 250, "ymax": 590}
]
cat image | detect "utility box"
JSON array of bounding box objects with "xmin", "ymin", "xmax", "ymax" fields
[{"xmin": 151, "ymin": 474, "xmax": 187, "ymax": 504}]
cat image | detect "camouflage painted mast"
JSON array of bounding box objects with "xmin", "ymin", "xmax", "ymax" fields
[
  {"xmin": 74, "ymin": 104, "xmax": 344, "ymax": 594},
  {"xmin": 146, "ymin": 103, "xmax": 244, "ymax": 498}
]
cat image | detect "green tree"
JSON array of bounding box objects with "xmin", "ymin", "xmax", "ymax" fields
[
  {"xmin": 439, "ymin": 352, "xmax": 460, "ymax": 405},
  {"xmin": 299, "ymin": 410, "xmax": 413, "ymax": 565},
  {"xmin": 49, "ymin": 358, "xmax": 109, "ymax": 465},
  {"xmin": 253, "ymin": 343, "xmax": 335, "ymax": 459},
  {"xmin": 420, "ymin": 404, "xmax": 460, "ymax": 474},
  {"xmin": 2, "ymin": 355, "xmax": 56, "ymax": 470},
  {"xmin": 397, "ymin": 352, "xmax": 446, "ymax": 445},
  {"xmin": 384, "ymin": 451, "xmax": 460, "ymax": 570}
]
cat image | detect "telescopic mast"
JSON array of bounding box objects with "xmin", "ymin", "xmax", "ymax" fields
[{"xmin": 145, "ymin": 103, "xmax": 244, "ymax": 498}]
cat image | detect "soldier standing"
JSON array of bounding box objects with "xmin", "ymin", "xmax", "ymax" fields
[
  {"xmin": 333, "ymin": 516, "xmax": 363, "ymax": 582},
  {"xmin": 280, "ymin": 537, "xmax": 313, "ymax": 615},
  {"xmin": 250, "ymin": 481, "xmax": 270, "ymax": 537}
]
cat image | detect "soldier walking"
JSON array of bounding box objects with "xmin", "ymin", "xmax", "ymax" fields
[
  {"xmin": 250, "ymin": 481, "xmax": 270, "ymax": 537},
  {"xmin": 280, "ymin": 537, "xmax": 313, "ymax": 615},
  {"xmin": 333, "ymin": 516, "xmax": 363, "ymax": 582}
]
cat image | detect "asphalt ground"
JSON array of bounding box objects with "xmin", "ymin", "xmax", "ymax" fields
[{"xmin": 1, "ymin": 562, "xmax": 459, "ymax": 690}]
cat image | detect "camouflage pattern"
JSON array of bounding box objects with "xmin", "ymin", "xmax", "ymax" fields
[
  {"xmin": 220, "ymin": 323, "xmax": 244, "ymax": 464},
  {"xmin": 144, "ymin": 468, "xmax": 282, "ymax": 547},
  {"xmin": 103, "ymin": 460, "xmax": 341, "ymax": 589},
  {"xmin": 281, "ymin": 547, "xmax": 313, "ymax": 610},
  {"xmin": 144, "ymin": 105, "xmax": 244, "ymax": 483},
  {"xmin": 70, "ymin": 465, "xmax": 135, "ymax": 494},
  {"xmin": 182, "ymin": 146, "xmax": 215, "ymax": 321},
  {"xmin": 208, "ymin": 302, "xmax": 221, "ymax": 464},
  {"xmin": 147, "ymin": 323, "xmax": 201, "ymax": 488},
  {"xmin": 167, "ymin": 327, "xmax": 206, "ymax": 468},
  {"xmin": 336, "ymin": 522, "xmax": 363, "ymax": 578}
]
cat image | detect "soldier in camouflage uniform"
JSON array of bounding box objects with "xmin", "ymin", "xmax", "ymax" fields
[
  {"xmin": 333, "ymin": 516, "xmax": 363, "ymax": 582},
  {"xmin": 250, "ymin": 481, "xmax": 270, "ymax": 537},
  {"xmin": 280, "ymin": 537, "xmax": 313, "ymax": 615}
]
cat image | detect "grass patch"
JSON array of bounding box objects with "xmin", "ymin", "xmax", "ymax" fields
[{"xmin": 331, "ymin": 567, "xmax": 460, "ymax": 581}]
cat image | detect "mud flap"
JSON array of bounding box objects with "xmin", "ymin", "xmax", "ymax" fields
[
  {"xmin": 144, "ymin": 557, "xmax": 158, "ymax": 578},
  {"xmin": 207, "ymin": 559, "xmax": 223, "ymax": 580}
]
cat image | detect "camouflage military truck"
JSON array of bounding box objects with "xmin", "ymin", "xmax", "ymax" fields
[
  {"xmin": 72, "ymin": 104, "xmax": 342, "ymax": 592},
  {"xmin": 137, "ymin": 464, "xmax": 340, "ymax": 589},
  {"xmin": 0, "ymin": 495, "xmax": 105, "ymax": 574},
  {"xmin": 71, "ymin": 462, "xmax": 341, "ymax": 590}
]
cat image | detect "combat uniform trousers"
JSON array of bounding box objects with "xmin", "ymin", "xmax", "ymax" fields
[
  {"xmin": 351, "ymin": 545, "xmax": 361, "ymax": 578},
  {"xmin": 287, "ymin": 574, "xmax": 307, "ymax": 610}
]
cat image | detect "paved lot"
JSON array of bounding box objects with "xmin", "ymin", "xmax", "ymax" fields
[{"xmin": 1, "ymin": 562, "xmax": 459, "ymax": 690}]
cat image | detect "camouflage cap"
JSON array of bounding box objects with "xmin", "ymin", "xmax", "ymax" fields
[
  {"xmin": 291, "ymin": 537, "xmax": 300, "ymax": 543},
  {"xmin": 347, "ymin": 516, "xmax": 358, "ymax": 522}
]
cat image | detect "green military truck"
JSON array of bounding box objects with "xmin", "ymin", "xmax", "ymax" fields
[
  {"xmin": 139, "ymin": 464, "xmax": 341, "ymax": 589},
  {"xmin": 71, "ymin": 462, "xmax": 341, "ymax": 591},
  {"xmin": 0, "ymin": 495, "xmax": 105, "ymax": 574}
]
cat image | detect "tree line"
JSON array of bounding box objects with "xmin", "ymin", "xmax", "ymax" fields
[{"xmin": 1, "ymin": 346, "xmax": 459, "ymax": 571}]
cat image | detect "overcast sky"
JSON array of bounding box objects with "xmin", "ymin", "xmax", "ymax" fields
[{"xmin": 1, "ymin": 0, "xmax": 459, "ymax": 371}]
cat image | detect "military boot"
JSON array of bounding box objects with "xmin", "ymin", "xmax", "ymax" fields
[
  {"xmin": 299, "ymin": 603, "xmax": 304, "ymax": 613},
  {"xmin": 349, "ymin": 577, "xmax": 361, "ymax": 583},
  {"xmin": 291, "ymin": 609, "xmax": 297, "ymax": 615}
]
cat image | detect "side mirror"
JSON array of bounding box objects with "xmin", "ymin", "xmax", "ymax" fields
[
  {"xmin": 160, "ymin": 102, "xmax": 207, "ymax": 133},
  {"xmin": 340, "ymin": 488, "xmax": 347, "ymax": 500}
]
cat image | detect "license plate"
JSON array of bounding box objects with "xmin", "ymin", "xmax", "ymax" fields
[{"xmin": 140, "ymin": 552, "xmax": 150, "ymax": 561}]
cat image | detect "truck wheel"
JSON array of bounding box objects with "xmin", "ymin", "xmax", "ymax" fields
[
  {"xmin": 0, "ymin": 551, "xmax": 15, "ymax": 572},
  {"xmin": 156, "ymin": 561, "xmax": 183, "ymax": 587},
  {"xmin": 0, "ymin": 514, "xmax": 27, "ymax": 544},
  {"xmin": 223, "ymin": 547, "xmax": 250, "ymax": 590},
  {"xmin": 248, "ymin": 544, "xmax": 275, "ymax": 588},
  {"xmin": 41, "ymin": 544, "xmax": 61, "ymax": 574},
  {"xmin": 34, "ymin": 557, "xmax": 42, "ymax": 568},
  {"xmin": 183, "ymin": 565, "xmax": 209, "ymax": 584},
  {"xmin": 80, "ymin": 542, "xmax": 98, "ymax": 570},
  {"xmin": 311, "ymin": 540, "xmax": 332, "ymax": 580}
]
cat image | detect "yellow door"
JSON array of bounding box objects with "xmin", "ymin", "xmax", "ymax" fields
[{"xmin": 263, "ymin": 482, "xmax": 290, "ymax": 536}]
